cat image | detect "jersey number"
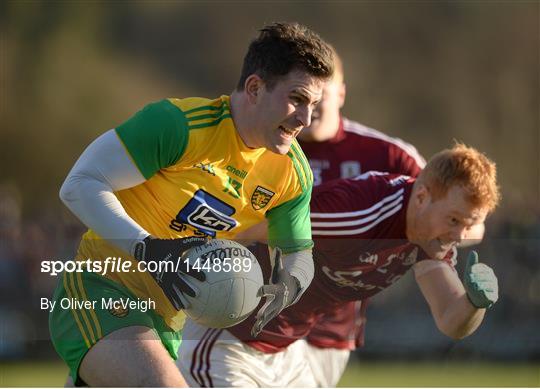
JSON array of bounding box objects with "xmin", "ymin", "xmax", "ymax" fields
[{"xmin": 223, "ymin": 177, "xmax": 242, "ymax": 199}]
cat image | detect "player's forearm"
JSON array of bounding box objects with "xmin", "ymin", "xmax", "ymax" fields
[
  {"xmin": 436, "ymin": 293, "xmax": 485, "ymax": 339},
  {"xmin": 60, "ymin": 130, "xmax": 149, "ymax": 254},
  {"xmin": 415, "ymin": 260, "xmax": 488, "ymax": 340},
  {"xmin": 282, "ymin": 249, "xmax": 314, "ymax": 304}
]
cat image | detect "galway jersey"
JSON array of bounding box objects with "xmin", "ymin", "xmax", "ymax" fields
[
  {"xmin": 299, "ymin": 117, "xmax": 425, "ymax": 186},
  {"xmin": 228, "ymin": 172, "xmax": 455, "ymax": 352},
  {"xmin": 76, "ymin": 96, "xmax": 313, "ymax": 331},
  {"xmin": 299, "ymin": 117, "xmax": 426, "ymax": 350}
]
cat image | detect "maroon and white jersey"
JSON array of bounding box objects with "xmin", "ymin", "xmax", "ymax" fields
[
  {"xmin": 227, "ymin": 173, "xmax": 455, "ymax": 353},
  {"xmin": 299, "ymin": 117, "xmax": 425, "ymax": 186},
  {"xmin": 300, "ymin": 117, "xmax": 425, "ymax": 350}
]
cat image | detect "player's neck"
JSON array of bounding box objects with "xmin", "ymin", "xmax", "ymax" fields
[
  {"xmin": 230, "ymin": 91, "xmax": 259, "ymax": 149},
  {"xmin": 405, "ymin": 182, "xmax": 419, "ymax": 242}
]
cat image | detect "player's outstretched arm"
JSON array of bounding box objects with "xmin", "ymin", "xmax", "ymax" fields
[{"xmin": 414, "ymin": 251, "xmax": 498, "ymax": 339}]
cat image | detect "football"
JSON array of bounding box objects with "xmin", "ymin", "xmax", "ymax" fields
[{"xmin": 181, "ymin": 239, "xmax": 263, "ymax": 328}]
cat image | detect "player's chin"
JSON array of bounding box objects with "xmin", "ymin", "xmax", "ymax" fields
[
  {"xmin": 428, "ymin": 248, "xmax": 451, "ymax": 259},
  {"xmin": 423, "ymin": 242, "xmax": 452, "ymax": 260},
  {"xmin": 270, "ymin": 142, "xmax": 293, "ymax": 155}
]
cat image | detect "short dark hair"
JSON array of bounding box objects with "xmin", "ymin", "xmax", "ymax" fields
[{"xmin": 236, "ymin": 22, "xmax": 334, "ymax": 91}]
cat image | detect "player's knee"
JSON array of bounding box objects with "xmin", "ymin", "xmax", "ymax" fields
[{"xmin": 79, "ymin": 326, "xmax": 186, "ymax": 387}]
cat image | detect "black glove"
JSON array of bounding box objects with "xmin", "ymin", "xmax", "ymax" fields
[
  {"xmin": 251, "ymin": 248, "xmax": 300, "ymax": 337},
  {"xmin": 134, "ymin": 236, "xmax": 208, "ymax": 310}
]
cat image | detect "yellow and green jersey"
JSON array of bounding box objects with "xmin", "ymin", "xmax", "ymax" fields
[{"xmin": 76, "ymin": 95, "xmax": 313, "ymax": 330}]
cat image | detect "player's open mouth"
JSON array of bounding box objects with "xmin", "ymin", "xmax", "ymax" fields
[{"xmin": 279, "ymin": 126, "xmax": 296, "ymax": 139}]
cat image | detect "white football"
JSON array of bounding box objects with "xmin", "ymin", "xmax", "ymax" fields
[{"xmin": 181, "ymin": 239, "xmax": 263, "ymax": 328}]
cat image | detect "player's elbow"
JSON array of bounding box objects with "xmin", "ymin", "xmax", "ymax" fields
[
  {"xmin": 435, "ymin": 318, "xmax": 476, "ymax": 340},
  {"xmin": 59, "ymin": 173, "xmax": 83, "ymax": 206},
  {"xmin": 438, "ymin": 325, "xmax": 468, "ymax": 340},
  {"xmin": 59, "ymin": 177, "xmax": 72, "ymax": 205}
]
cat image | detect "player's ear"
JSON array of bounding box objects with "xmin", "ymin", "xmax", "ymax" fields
[
  {"xmin": 245, "ymin": 74, "xmax": 263, "ymax": 104},
  {"xmin": 414, "ymin": 184, "xmax": 429, "ymax": 207},
  {"xmin": 338, "ymin": 82, "xmax": 346, "ymax": 109}
]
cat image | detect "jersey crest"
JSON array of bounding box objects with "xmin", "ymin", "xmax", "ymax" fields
[{"xmin": 251, "ymin": 186, "xmax": 275, "ymax": 210}]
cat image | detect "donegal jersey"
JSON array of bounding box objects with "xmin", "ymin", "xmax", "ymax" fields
[
  {"xmin": 228, "ymin": 173, "xmax": 455, "ymax": 352},
  {"xmin": 76, "ymin": 96, "xmax": 313, "ymax": 330}
]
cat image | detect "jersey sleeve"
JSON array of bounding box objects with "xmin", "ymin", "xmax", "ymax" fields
[
  {"xmin": 310, "ymin": 172, "xmax": 397, "ymax": 240},
  {"xmin": 115, "ymin": 99, "xmax": 189, "ymax": 179},
  {"xmin": 387, "ymin": 143, "xmax": 426, "ymax": 178},
  {"xmin": 266, "ymin": 188, "xmax": 313, "ymax": 254}
]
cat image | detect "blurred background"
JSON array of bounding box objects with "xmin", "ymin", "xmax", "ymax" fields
[{"xmin": 1, "ymin": 1, "xmax": 538, "ymax": 386}]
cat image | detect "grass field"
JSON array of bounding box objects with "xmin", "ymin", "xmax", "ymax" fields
[
  {"xmin": 338, "ymin": 361, "xmax": 539, "ymax": 387},
  {"xmin": 0, "ymin": 360, "xmax": 538, "ymax": 387}
]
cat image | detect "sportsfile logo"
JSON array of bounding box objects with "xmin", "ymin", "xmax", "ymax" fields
[{"xmin": 174, "ymin": 190, "xmax": 238, "ymax": 237}]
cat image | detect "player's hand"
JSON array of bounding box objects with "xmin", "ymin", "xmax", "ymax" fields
[
  {"xmin": 251, "ymin": 248, "xmax": 300, "ymax": 337},
  {"xmin": 463, "ymin": 250, "xmax": 498, "ymax": 309},
  {"xmin": 135, "ymin": 236, "xmax": 208, "ymax": 310}
]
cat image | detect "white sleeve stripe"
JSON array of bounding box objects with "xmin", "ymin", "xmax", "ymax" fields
[
  {"xmin": 343, "ymin": 118, "xmax": 426, "ymax": 168},
  {"xmin": 312, "ymin": 202, "xmax": 402, "ymax": 236},
  {"xmin": 311, "ymin": 188, "xmax": 404, "ymax": 219},
  {"xmin": 311, "ymin": 195, "xmax": 403, "ymax": 228},
  {"xmin": 351, "ymin": 171, "xmax": 389, "ymax": 180}
]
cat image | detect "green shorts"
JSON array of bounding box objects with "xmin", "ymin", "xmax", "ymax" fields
[{"xmin": 49, "ymin": 271, "xmax": 180, "ymax": 385}]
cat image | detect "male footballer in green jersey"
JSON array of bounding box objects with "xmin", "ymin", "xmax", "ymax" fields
[{"xmin": 51, "ymin": 22, "xmax": 334, "ymax": 386}]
